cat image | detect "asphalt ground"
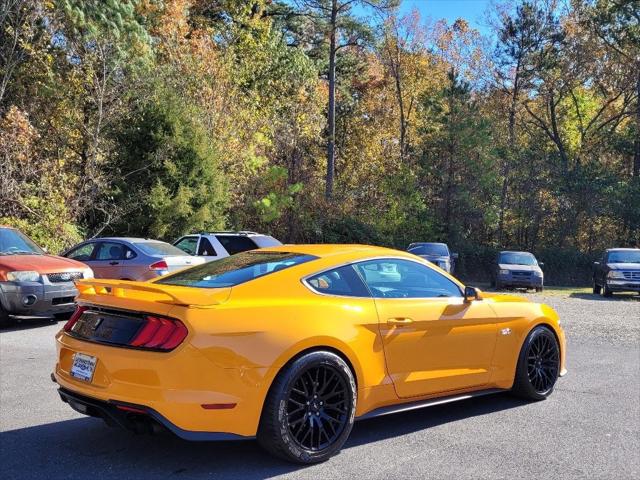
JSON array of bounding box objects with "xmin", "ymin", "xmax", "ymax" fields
[{"xmin": 1, "ymin": 292, "xmax": 639, "ymax": 479}]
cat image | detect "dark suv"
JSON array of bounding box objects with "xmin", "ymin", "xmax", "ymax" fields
[
  {"xmin": 593, "ymin": 248, "xmax": 640, "ymax": 297},
  {"xmin": 407, "ymin": 242, "xmax": 458, "ymax": 273},
  {"xmin": 491, "ymin": 251, "xmax": 544, "ymax": 292}
]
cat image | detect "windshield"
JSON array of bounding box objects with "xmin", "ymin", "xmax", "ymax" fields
[
  {"xmin": 135, "ymin": 241, "xmax": 191, "ymax": 257},
  {"xmin": 607, "ymin": 250, "xmax": 640, "ymax": 264},
  {"xmin": 0, "ymin": 228, "xmax": 44, "ymax": 255},
  {"xmin": 156, "ymin": 251, "xmax": 317, "ymax": 288},
  {"xmin": 408, "ymin": 243, "xmax": 449, "ymax": 256},
  {"xmin": 499, "ymin": 252, "xmax": 537, "ymax": 266}
]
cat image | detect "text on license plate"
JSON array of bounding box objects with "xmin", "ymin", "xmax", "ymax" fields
[{"xmin": 70, "ymin": 353, "xmax": 97, "ymax": 382}]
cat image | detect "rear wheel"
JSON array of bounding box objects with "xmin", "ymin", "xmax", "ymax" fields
[
  {"xmin": 511, "ymin": 326, "xmax": 560, "ymax": 400},
  {"xmin": 257, "ymin": 351, "xmax": 356, "ymax": 464},
  {"xmin": 601, "ymin": 283, "xmax": 613, "ymax": 297}
]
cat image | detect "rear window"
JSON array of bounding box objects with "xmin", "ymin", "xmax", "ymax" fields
[
  {"xmin": 135, "ymin": 241, "xmax": 189, "ymax": 257},
  {"xmin": 156, "ymin": 251, "xmax": 317, "ymax": 288},
  {"xmin": 216, "ymin": 235, "xmax": 258, "ymax": 255},
  {"xmin": 408, "ymin": 244, "xmax": 449, "ymax": 256}
]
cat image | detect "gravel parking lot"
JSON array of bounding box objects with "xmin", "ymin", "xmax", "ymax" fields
[{"xmin": 1, "ymin": 292, "xmax": 639, "ymax": 480}]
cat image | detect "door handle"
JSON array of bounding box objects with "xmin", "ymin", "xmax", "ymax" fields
[
  {"xmin": 387, "ymin": 317, "xmax": 413, "ymax": 326},
  {"xmin": 109, "ymin": 261, "xmax": 119, "ymax": 266}
]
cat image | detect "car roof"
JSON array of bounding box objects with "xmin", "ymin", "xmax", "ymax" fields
[
  {"xmin": 499, "ymin": 250, "xmax": 534, "ymax": 255},
  {"xmin": 606, "ymin": 248, "xmax": 639, "ymax": 251},
  {"xmin": 199, "ymin": 231, "xmax": 269, "ymax": 237},
  {"xmin": 410, "ymin": 242, "xmax": 447, "ymax": 246},
  {"xmin": 256, "ymin": 244, "xmax": 407, "ymax": 259},
  {"xmin": 86, "ymin": 237, "xmax": 165, "ymax": 243}
]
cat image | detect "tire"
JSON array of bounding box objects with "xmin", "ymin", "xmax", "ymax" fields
[
  {"xmin": 535, "ymin": 287, "xmax": 543, "ymax": 293},
  {"xmin": 601, "ymin": 283, "xmax": 613, "ymax": 297},
  {"xmin": 0, "ymin": 303, "xmax": 13, "ymax": 329},
  {"xmin": 592, "ymin": 279, "xmax": 601, "ymax": 295},
  {"xmin": 257, "ymin": 351, "xmax": 357, "ymax": 464},
  {"xmin": 495, "ymin": 281, "xmax": 502, "ymax": 291},
  {"xmin": 511, "ymin": 326, "xmax": 560, "ymax": 401}
]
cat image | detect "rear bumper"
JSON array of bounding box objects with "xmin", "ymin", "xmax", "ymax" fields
[
  {"xmin": 54, "ymin": 331, "xmax": 267, "ymax": 437},
  {"xmin": 56, "ymin": 386, "xmax": 249, "ymax": 441},
  {"xmin": 0, "ymin": 281, "xmax": 77, "ymax": 318}
]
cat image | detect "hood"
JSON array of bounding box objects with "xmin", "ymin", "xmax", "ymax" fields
[
  {"xmin": 482, "ymin": 292, "xmax": 530, "ymax": 303},
  {"xmin": 607, "ymin": 263, "xmax": 640, "ymax": 270},
  {"xmin": 419, "ymin": 254, "xmax": 450, "ymax": 261},
  {"xmin": 498, "ymin": 263, "xmax": 540, "ymax": 272},
  {"xmin": 0, "ymin": 254, "xmax": 87, "ymax": 278}
]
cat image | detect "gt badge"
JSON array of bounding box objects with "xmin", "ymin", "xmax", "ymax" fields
[{"xmin": 501, "ymin": 328, "xmax": 512, "ymax": 336}]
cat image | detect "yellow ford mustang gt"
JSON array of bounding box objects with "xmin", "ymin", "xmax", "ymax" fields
[{"xmin": 53, "ymin": 244, "xmax": 566, "ymax": 463}]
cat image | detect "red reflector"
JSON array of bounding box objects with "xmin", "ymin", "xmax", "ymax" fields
[
  {"xmin": 149, "ymin": 260, "xmax": 168, "ymax": 271},
  {"xmin": 63, "ymin": 306, "xmax": 88, "ymax": 332},
  {"xmin": 201, "ymin": 403, "xmax": 237, "ymax": 410},
  {"xmin": 128, "ymin": 316, "xmax": 188, "ymax": 350},
  {"xmin": 116, "ymin": 405, "xmax": 147, "ymax": 414}
]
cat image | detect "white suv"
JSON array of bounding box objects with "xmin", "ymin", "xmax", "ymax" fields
[{"xmin": 173, "ymin": 231, "xmax": 282, "ymax": 261}]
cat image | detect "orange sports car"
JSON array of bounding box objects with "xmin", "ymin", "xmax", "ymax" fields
[{"xmin": 53, "ymin": 244, "xmax": 566, "ymax": 463}]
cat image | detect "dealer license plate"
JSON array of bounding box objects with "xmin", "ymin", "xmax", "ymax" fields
[{"xmin": 70, "ymin": 353, "xmax": 97, "ymax": 382}]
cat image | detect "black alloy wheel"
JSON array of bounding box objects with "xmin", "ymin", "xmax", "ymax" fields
[
  {"xmin": 257, "ymin": 351, "xmax": 356, "ymax": 464},
  {"xmin": 512, "ymin": 326, "xmax": 560, "ymax": 400},
  {"xmin": 285, "ymin": 365, "xmax": 349, "ymax": 451}
]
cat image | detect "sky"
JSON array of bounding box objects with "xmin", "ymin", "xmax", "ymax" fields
[{"xmin": 397, "ymin": 0, "xmax": 493, "ymax": 35}]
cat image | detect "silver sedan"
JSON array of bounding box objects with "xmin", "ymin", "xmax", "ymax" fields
[{"xmin": 62, "ymin": 238, "xmax": 205, "ymax": 281}]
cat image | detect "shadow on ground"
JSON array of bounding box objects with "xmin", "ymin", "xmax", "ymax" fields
[
  {"xmin": 569, "ymin": 292, "xmax": 639, "ymax": 301},
  {"xmin": 0, "ymin": 393, "xmax": 527, "ymax": 479}
]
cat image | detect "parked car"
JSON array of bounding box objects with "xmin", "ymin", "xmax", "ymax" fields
[
  {"xmin": 62, "ymin": 238, "xmax": 205, "ymax": 281},
  {"xmin": 592, "ymin": 248, "xmax": 640, "ymax": 297},
  {"xmin": 0, "ymin": 226, "xmax": 93, "ymax": 327},
  {"xmin": 173, "ymin": 231, "xmax": 282, "ymax": 261},
  {"xmin": 407, "ymin": 242, "xmax": 458, "ymax": 273},
  {"xmin": 55, "ymin": 244, "xmax": 565, "ymax": 463},
  {"xmin": 492, "ymin": 251, "xmax": 544, "ymax": 292}
]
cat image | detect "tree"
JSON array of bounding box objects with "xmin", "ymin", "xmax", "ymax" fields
[{"xmin": 295, "ymin": 0, "xmax": 397, "ymax": 199}]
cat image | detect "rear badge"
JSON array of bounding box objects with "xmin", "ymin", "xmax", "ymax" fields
[{"xmin": 501, "ymin": 328, "xmax": 512, "ymax": 336}]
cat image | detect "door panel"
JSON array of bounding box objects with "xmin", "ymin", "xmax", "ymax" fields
[
  {"xmin": 88, "ymin": 242, "xmax": 125, "ymax": 279},
  {"xmin": 353, "ymin": 258, "xmax": 498, "ymax": 399},
  {"xmin": 376, "ymin": 298, "xmax": 497, "ymax": 398}
]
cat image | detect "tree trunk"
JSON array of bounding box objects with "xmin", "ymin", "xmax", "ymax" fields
[
  {"xmin": 325, "ymin": 0, "xmax": 338, "ymax": 200},
  {"xmin": 634, "ymin": 67, "xmax": 640, "ymax": 177}
]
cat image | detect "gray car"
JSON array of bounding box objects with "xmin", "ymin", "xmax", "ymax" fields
[
  {"xmin": 492, "ymin": 251, "xmax": 544, "ymax": 291},
  {"xmin": 63, "ymin": 238, "xmax": 205, "ymax": 281},
  {"xmin": 407, "ymin": 242, "xmax": 458, "ymax": 273}
]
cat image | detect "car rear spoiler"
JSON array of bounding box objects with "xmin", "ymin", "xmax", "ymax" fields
[{"xmin": 75, "ymin": 279, "xmax": 230, "ymax": 308}]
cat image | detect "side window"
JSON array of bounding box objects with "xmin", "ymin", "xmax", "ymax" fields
[
  {"xmin": 216, "ymin": 235, "xmax": 258, "ymax": 255},
  {"xmin": 67, "ymin": 243, "xmax": 95, "ymax": 261},
  {"xmin": 123, "ymin": 247, "xmax": 137, "ymax": 260},
  {"xmin": 174, "ymin": 236, "xmax": 198, "ymax": 255},
  {"xmin": 94, "ymin": 242, "xmax": 126, "ymax": 261},
  {"xmin": 197, "ymin": 237, "xmax": 217, "ymax": 256},
  {"xmin": 354, "ymin": 258, "xmax": 462, "ymax": 299},
  {"xmin": 306, "ymin": 265, "xmax": 371, "ymax": 297}
]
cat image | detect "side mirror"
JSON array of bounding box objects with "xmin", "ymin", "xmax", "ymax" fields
[
  {"xmin": 451, "ymin": 252, "xmax": 459, "ymax": 259},
  {"xmin": 593, "ymin": 261, "xmax": 600, "ymax": 266},
  {"xmin": 464, "ymin": 286, "xmax": 482, "ymax": 302},
  {"xmin": 42, "ymin": 247, "xmax": 48, "ymax": 254},
  {"xmin": 538, "ymin": 262, "xmax": 544, "ymax": 267}
]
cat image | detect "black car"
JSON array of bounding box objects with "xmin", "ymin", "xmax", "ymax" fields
[{"xmin": 593, "ymin": 248, "xmax": 640, "ymax": 297}]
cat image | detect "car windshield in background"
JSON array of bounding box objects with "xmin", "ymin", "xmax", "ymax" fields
[
  {"xmin": 0, "ymin": 228, "xmax": 44, "ymax": 255},
  {"xmin": 135, "ymin": 242, "xmax": 190, "ymax": 257},
  {"xmin": 409, "ymin": 244, "xmax": 449, "ymax": 256},
  {"xmin": 607, "ymin": 250, "xmax": 640, "ymax": 264},
  {"xmin": 499, "ymin": 253, "xmax": 537, "ymax": 266},
  {"xmin": 156, "ymin": 252, "xmax": 317, "ymax": 288}
]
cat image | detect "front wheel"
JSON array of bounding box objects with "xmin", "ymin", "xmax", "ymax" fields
[
  {"xmin": 0, "ymin": 304, "xmax": 13, "ymax": 329},
  {"xmin": 257, "ymin": 351, "xmax": 356, "ymax": 464},
  {"xmin": 601, "ymin": 283, "xmax": 613, "ymax": 297},
  {"xmin": 511, "ymin": 326, "xmax": 560, "ymax": 401}
]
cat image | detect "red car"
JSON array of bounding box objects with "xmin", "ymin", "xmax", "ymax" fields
[{"xmin": 0, "ymin": 226, "xmax": 93, "ymax": 327}]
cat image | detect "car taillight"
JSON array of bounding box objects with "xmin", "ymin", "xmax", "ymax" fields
[
  {"xmin": 149, "ymin": 260, "xmax": 168, "ymax": 271},
  {"xmin": 63, "ymin": 306, "xmax": 87, "ymax": 332},
  {"xmin": 129, "ymin": 315, "xmax": 188, "ymax": 351}
]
